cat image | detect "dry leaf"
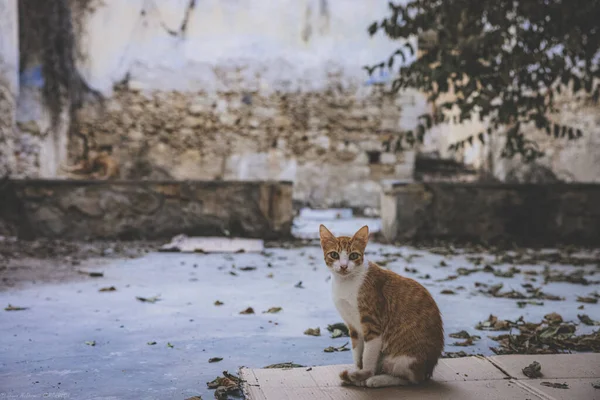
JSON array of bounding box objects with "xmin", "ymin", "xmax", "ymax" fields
[
  {"xmin": 136, "ymin": 295, "xmax": 161, "ymax": 303},
  {"xmin": 239, "ymin": 307, "xmax": 255, "ymax": 315},
  {"xmin": 440, "ymin": 289, "xmax": 456, "ymax": 295},
  {"xmin": 5, "ymin": 304, "xmax": 28, "ymax": 311},
  {"xmin": 99, "ymin": 286, "xmax": 116, "ymax": 292},
  {"xmin": 78, "ymin": 270, "xmax": 104, "ymax": 277},
  {"xmin": 214, "ymin": 300, "xmax": 224, "ymax": 306},
  {"xmin": 304, "ymin": 327, "xmax": 321, "ymax": 336},
  {"xmin": 147, "ymin": 341, "xmax": 157, "ymax": 345},
  {"xmin": 239, "ymin": 266, "xmax": 256, "ymax": 271},
  {"xmin": 324, "ymin": 342, "xmax": 350, "ymax": 353},
  {"xmin": 167, "ymin": 342, "xmax": 174, "ymax": 348},
  {"xmin": 263, "ymin": 307, "xmax": 282, "ymax": 314},
  {"xmin": 264, "ymin": 362, "xmax": 305, "ymax": 369},
  {"xmin": 540, "ymin": 382, "xmax": 569, "ymax": 389},
  {"xmin": 522, "ymin": 361, "xmax": 542, "ymax": 378},
  {"xmin": 209, "ymin": 357, "xmax": 223, "ymax": 363},
  {"xmin": 577, "ymin": 296, "xmax": 598, "ymax": 304},
  {"xmin": 85, "ymin": 341, "xmax": 96, "ymax": 346}
]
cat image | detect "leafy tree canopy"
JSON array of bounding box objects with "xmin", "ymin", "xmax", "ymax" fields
[{"xmin": 367, "ymin": 0, "xmax": 600, "ymax": 161}]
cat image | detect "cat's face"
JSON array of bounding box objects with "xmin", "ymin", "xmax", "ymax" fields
[{"xmin": 319, "ymin": 225, "xmax": 369, "ymax": 276}]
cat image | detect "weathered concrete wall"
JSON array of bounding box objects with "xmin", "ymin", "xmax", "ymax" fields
[
  {"xmin": 2, "ymin": 180, "xmax": 293, "ymax": 240},
  {"xmin": 58, "ymin": 0, "xmax": 425, "ymax": 209},
  {"xmin": 0, "ymin": 0, "xmax": 19, "ymax": 177},
  {"xmin": 381, "ymin": 181, "xmax": 600, "ymax": 246}
]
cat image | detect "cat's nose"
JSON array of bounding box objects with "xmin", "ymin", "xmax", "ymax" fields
[{"xmin": 340, "ymin": 265, "xmax": 348, "ymax": 271}]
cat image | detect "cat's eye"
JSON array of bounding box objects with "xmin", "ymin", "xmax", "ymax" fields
[
  {"xmin": 328, "ymin": 251, "xmax": 339, "ymax": 259},
  {"xmin": 349, "ymin": 253, "xmax": 360, "ymax": 260}
]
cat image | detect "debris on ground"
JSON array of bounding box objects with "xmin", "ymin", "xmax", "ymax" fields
[
  {"xmin": 404, "ymin": 267, "xmax": 418, "ymax": 273},
  {"xmin": 167, "ymin": 342, "xmax": 174, "ymax": 348},
  {"xmin": 577, "ymin": 296, "xmax": 598, "ymax": 304},
  {"xmin": 184, "ymin": 396, "xmax": 203, "ymax": 400},
  {"xmin": 161, "ymin": 235, "xmax": 264, "ymax": 253},
  {"xmin": 78, "ymin": 270, "xmax": 104, "ymax": 278},
  {"xmin": 294, "ymin": 281, "xmax": 304, "ymax": 288},
  {"xmin": 486, "ymin": 313, "xmax": 600, "ymax": 355},
  {"xmin": 324, "ymin": 342, "xmax": 350, "ymax": 353},
  {"xmin": 440, "ymin": 289, "xmax": 456, "ymax": 295},
  {"xmin": 449, "ymin": 330, "xmax": 480, "ymax": 346},
  {"xmin": 304, "ymin": 327, "xmax": 321, "ymax": 336},
  {"xmin": 451, "ymin": 337, "xmax": 479, "ymax": 346},
  {"xmin": 442, "ymin": 351, "xmax": 471, "ymax": 358},
  {"xmin": 207, "ymin": 371, "xmax": 242, "ymax": 400},
  {"xmin": 327, "ymin": 323, "xmax": 349, "ymax": 337},
  {"xmin": 238, "ymin": 266, "xmax": 256, "ymax": 271},
  {"xmin": 239, "ymin": 307, "xmax": 255, "ymax": 315},
  {"xmin": 214, "ymin": 300, "xmax": 224, "ymax": 306},
  {"xmin": 4, "ymin": 304, "xmax": 28, "ymax": 311},
  {"xmin": 136, "ymin": 295, "xmax": 161, "ymax": 303},
  {"xmin": 543, "ymin": 267, "xmax": 593, "ymax": 285},
  {"xmin": 478, "ymin": 283, "xmax": 563, "ymax": 301},
  {"xmin": 517, "ymin": 300, "xmax": 544, "ymax": 308},
  {"xmin": 475, "ymin": 315, "xmax": 513, "ymax": 331},
  {"xmin": 592, "ymin": 381, "xmax": 600, "ymax": 389},
  {"xmin": 456, "ymin": 267, "xmax": 481, "ymax": 276},
  {"xmin": 263, "ymin": 307, "xmax": 282, "ymax": 314},
  {"xmin": 540, "ymin": 381, "xmax": 569, "ymax": 389},
  {"xmin": 99, "ymin": 286, "xmax": 116, "ymax": 292},
  {"xmin": 147, "ymin": 341, "xmax": 157, "ymax": 345},
  {"xmin": 85, "ymin": 341, "xmax": 96, "ymax": 346},
  {"xmin": 577, "ymin": 314, "xmax": 600, "ymax": 326},
  {"xmin": 522, "ymin": 361, "xmax": 542, "ymax": 378},
  {"xmin": 264, "ymin": 362, "xmax": 305, "ymax": 369},
  {"xmin": 208, "ymin": 357, "xmax": 223, "ymax": 363}
]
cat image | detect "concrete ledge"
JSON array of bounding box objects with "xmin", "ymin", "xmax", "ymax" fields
[
  {"xmin": 240, "ymin": 354, "xmax": 600, "ymax": 400},
  {"xmin": 0, "ymin": 179, "xmax": 293, "ymax": 240},
  {"xmin": 380, "ymin": 181, "xmax": 600, "ymax": 246}
]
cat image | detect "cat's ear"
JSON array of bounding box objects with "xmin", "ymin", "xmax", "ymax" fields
[
  {"xmin": 351, "ymin": 225, "xmax": 369, "ymax": 250},
  {"xmin": 319, "ymin": 224, "xmax": 337, "ymax": 250}
]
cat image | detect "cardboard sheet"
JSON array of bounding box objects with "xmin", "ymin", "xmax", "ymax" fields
[{"xmin": 240, "ymin": 354, "xmax": 600, "ymax": 400}]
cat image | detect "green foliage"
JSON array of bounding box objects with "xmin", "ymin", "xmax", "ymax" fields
[{"xmin": 367, "ymin": 0, "xmax": 600, "ymax": 161}]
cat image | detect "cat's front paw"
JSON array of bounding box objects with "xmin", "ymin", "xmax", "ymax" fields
[{"xmin": 339, "ymin": 368, "xmax": 373, "ymax": 385}]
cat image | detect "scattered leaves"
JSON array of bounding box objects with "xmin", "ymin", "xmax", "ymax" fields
[
  {"xmin": 540, "ymin": 382, "xmax": 569, "ymax": 389},
  {"xmin": 209, "ymin": 357, "xmax": 223, "ymax": 363},
  {"xmin": 475, "ymin": 315, "xmax": 513, "ymax": 331},
  {"xmin": 85, "ymin": 341, "xmax": 96, "ymax": 346},
  {"xmin": 5, "ymin": 304, "xmax": 28, "ymax": 311},
  {"xmin": 452, "ymin": 337, "xmax": 479, "ymax": 346},
  {"xmin": 214, "ymin": 300, "xmax": 224, "ymax": 306},
  {"xmin": 264, "ymin": 362, "xmax": 305, "ymax": 369},
  {"xmin": 239, "ymin": 307, "xmax": 255, "ymax": 315},
  {"xmin": 324, "ymin": 342, "xmax": 350, "ymax": 353},
  {"xmin": 544, "ymin": 312, "xmax": 563, "ymax": 324},
  {"xmin": 543, "ymin": 267, "xmax": 592, "ymax": 285},
  {"xmin": 136, "ymin": 295, "xmax": 161, "ymax": 303},
  {"xmin": 304, "ymin": 327, "xmax": 321, "ymax": 336},
  {"xmin": 99, "ymin": 286, "xmax": 116, "ymax": 292},
  {"xmin": 522, "ymin": 361, "xmax": 542, "ymax": 378},
  {"xmin": 263, "ymin": 307, "xmax": 282, "ymax": 314}
]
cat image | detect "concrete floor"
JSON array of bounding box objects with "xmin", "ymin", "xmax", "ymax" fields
[{"xmin": 1, "ymin": 222, "xmax": 599, "ymax": 399}]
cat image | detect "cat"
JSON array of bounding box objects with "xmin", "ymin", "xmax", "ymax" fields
[
  {"xmin": 319, "ymin": 224, "xmax": 444, "ymax": 388},
  {"xmin": 61, "ymin": 149, "xmax": 120, "ymax": 180}
]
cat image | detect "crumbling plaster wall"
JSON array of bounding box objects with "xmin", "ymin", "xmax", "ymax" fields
[
  {"xmin": 419, "ymin": 90, "xmax": 600, "ymax": 184},
  {"xmin": 67, "ymin": 0, "xmax": 426, "ymax": 209}
]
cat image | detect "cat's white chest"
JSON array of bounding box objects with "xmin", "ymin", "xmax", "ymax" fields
[{"xmin": 332, "ymin": 274, "xmax": 364, "ymax": 333}]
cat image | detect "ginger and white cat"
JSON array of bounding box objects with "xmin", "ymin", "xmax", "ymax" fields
[{"xmin": 319, "ymin": 224, "xmax": 444, "ymax": 388}]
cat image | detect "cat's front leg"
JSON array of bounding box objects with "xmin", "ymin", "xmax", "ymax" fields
[
  {"xmin": 340, "ymin": 319, "xmax": 383, "ymax": 386},
  {"xmin": 348, "ymin": 325, "xmax": 364, "ymax": 369}
]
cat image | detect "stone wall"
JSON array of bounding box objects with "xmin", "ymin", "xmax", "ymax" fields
[
  {"xmin": 381, "ymin": 181, "xmax": 600, "ymax": 246},
  {"xmin": 0, "ymin": 0, "xmax": 19, "ymax": 177},
  {"xmin": 73, "ymin": 84, "xmax": 420, "ymax": 209},
  {"xmin": 0, "ymin": 179, "xmax": 293, "ymax": 240}
]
